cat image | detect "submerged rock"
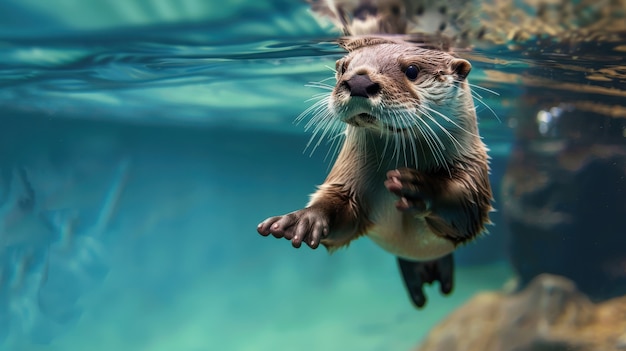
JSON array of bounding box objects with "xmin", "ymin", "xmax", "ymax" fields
[{"xmin": 415, "ymin": 274, "xmax": 626, "ymax": 351}]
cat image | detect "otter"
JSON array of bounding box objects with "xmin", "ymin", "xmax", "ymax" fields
[{"xmin": 257, "ymin": 36, "xmax": 493, "ymax": 308}]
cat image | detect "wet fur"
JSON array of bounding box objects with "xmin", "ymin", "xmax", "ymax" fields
[{"xmin": 258, "ymin": 37, "xmax": 492, "ymax": 261}]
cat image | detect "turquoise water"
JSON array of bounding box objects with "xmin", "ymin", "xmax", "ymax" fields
[{"xmin": 2, "ymin": 1, "xmax": 625, "ymax": 351}]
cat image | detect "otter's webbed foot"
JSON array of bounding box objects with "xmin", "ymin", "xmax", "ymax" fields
[
  {"xmin": 384, "ymin": 168, "xmax": 432, "ymax": 216},
  {"xmin": 257, "ymin": 208, "xmax": 329, "ymax": 249},
  {"xmin": 397, "ymin": 254, "xmax": 454, "ymax": 308}
]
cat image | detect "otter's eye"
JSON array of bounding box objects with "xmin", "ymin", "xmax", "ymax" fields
[
  {"xmin": 336, "ymin": 59, "xmax": 349, "ymax": 75},
  {"xmin": 405, "ymin": 65, "xmax": 419, "ymax": 80}
]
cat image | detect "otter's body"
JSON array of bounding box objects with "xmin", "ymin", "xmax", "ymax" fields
[
  {"xmin": 310, "ymin": 127, "xmax": 461, "ymax": 261},
  {"xmin": 258, "ymin": 37, "xmax": 492, "ymax": 307}
]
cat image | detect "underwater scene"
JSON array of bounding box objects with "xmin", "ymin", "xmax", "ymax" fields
[{"xmin": 1, "ymin": 0, "xmax": 626, "ymax": 350}]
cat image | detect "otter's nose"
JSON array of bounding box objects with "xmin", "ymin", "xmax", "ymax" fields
[{"xmin": 345, "ymin": 74, "xmax": 381, "ymax": 98}]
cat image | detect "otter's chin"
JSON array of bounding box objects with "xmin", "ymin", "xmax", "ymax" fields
[
  {"xmin": 344, "ymin": 113, "xmax": 416, "ymax": 135},
  {"xmin": 343, "ymin": 113, "xmax": 378, "ymax": 128},
  {"xmin": 345, "ymin": 115, "xmax": 413, "ymax": 134}
]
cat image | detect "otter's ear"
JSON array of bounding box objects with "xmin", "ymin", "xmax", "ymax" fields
[
  {"xmin": 451, "ymin": 58, "xmax": 472, "ymax": 80},
  {"xmin": 337, "ymin": 36, "xmax": 397, "ymax": 51}
]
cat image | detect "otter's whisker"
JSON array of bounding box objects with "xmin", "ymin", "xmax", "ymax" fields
[
  {"xmin": 417, "ymin": 112, "xmax": 449, "ymax": 171},
  {"xmin": 389, "ymin": 112, "xmax": 401, "ymax": 166},
  {"xmin": 416, "ymin": 109, "xmax": 448, "ymax": 154},
  {"xmin": 296, "ymin": 95, "xmax": 328, "ymax": 125},
  {"xmin": 418, "ymin": 116, "xmax": 451, "ymax": 175},
  {"xmin": 420, "ymin": 104, "xmax": 481, "ymax": 139},
  {"xmin": 302, "ymin": 98, "xmax": 332, "ymax": 130},
  {"xmin": 419, "ymin": 107, "xmax": 470, "ymax": 155},
  {"xmin": 324, "ymin": 123, "xmax": 346, "ymax": 163},
  {"xmin": 412, "ymin": 117, "xmax": 439, "ymax": 168},
  {"xmin": 303, "ymin": 115, "xmax": 324, "ymax": 138},
  {"xmin": 396, "ymin": 112, "xmax": 409, "ymax": 167},
  {"xmin": 360, "ymin": 127, "xmax": 368, "ymax": 164},
  {"xmin": 451, "ymin": 78, "xmax": 499, "ymax": 96},
  {"xmin": 392, "ymin": 110, "xmax": 415, "ymax": 167},
  {"xmin": 377, "ymin": 101, "xmax": 387, "ymax": 139},
  {"xmin": 390, "ymin": 108, "xmax": 413, "ymax": 167},
  {"xmin": 465, "ymin": 82, "xmax": 500, "ymax": 96},
  {"xmin": 375, "ymin": 104, "xmax": 391, "ymax": 170},
  {"xmin": 308, "ymin": 111, "xmax": 338, "ymax": 156},
  {"xmin": 323, "ymin": 65, "xmax": 337, "ymax": 74},
  {"xmin": 398, "ymin": 110, "xmax": 420, "ymax": 168},
  {"xmin": 472, "ymin": 93, "xmax": 501, "ymax": 122},
  {"xmin": 452, "ymin": 80, "xmax": 501, "ymax": 122},
  {"xmin": 319, "ymin": 120, "xmax": 342, "ymax": 156},
  {"xmin": 305, "ymin": 82, "xmax": 335, "ymax": 91},
  {"xmin": 378, "ymin": 133, "xmax": 390, "ymax": 171},
  {"xmin": 304, "ymin": 92, "xmax": 330, "ymax": 104},
  {"xmin": 306, "ymin": 121, "xmax": 328, "ymax": 155},
  {"xmin": 426, "ymin": 114, "xmax": 467, "ymax": 154},
  {"xmin": 406, "ymin": 125, "xmax": 421, "ymax": 169},
  {"xmin": 399, "ymin": 107, "xmax": 428, "ymax": 169},
  {"xmin": 298, "ymin": 96, "xmax": 337, "ymax": 156}
]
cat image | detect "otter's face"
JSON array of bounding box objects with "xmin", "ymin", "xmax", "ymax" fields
[
  {"xmin": 330, "ymin": 41, "xmax": 473, "ymax": 137},
  {"xmin": 296, "ymin": 37, "xmax": 478, "ymax": 168}
]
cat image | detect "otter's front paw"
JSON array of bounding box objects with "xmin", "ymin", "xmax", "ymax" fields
[
  {"xmin": 257, "ymin": 208, "xmax": 329, "ymax": 249},
  {"xmin": 384, "ymin": 168, "xmax": 432, "ymax": 215}
]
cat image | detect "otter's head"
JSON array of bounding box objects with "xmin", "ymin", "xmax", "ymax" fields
[
  {"xmin": 299, "ymin": 37, "xmax": 479, "ymax": 168},
  {"xmin": 328, "ymin": 38, "xmax": 478, "ymax": 166},
  {"xmin": 332, "ymin": 36, "xmax": 474, "ymax": 133}
]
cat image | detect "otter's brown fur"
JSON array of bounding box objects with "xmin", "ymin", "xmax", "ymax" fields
[{"xmin": 257, "ymin": 37, "xmax": 492, "ymax": 263}]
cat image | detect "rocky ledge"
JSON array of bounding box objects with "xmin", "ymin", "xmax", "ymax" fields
[{"xmin": 416, "ymin": 274, "xmax": 626, "ymax": 351}]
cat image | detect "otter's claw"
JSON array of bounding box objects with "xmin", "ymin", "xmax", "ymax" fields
[
  {"xmin": 385, "ymin": 168, "xmax": 432, "ymax": 214},
  {"xmin": 257, "ymin": 208, "xmax": 329, "ymax": 249}
]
